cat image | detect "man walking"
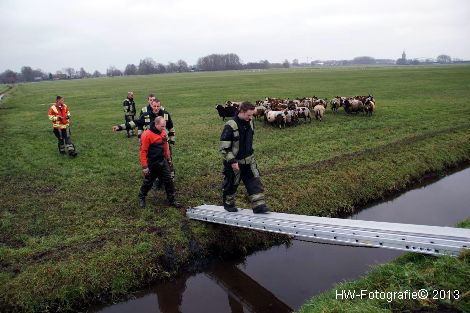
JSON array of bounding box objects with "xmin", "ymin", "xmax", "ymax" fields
[
  {"xmin": 138, "ymin": 116, "xmax": 181, "ymax": 208},
  {"xmin": 219, "ymin": 102, "xmax": 270, "ymax": 213},
  {"xmin": 122, "ymin": 91, "xmax": 136, "ymax": 137},
  {"xmin": 48, "ymin": 96, "xmax": 77, "ymax": 157}
]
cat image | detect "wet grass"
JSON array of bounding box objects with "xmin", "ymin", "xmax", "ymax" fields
[
  {"xmin": 1, "ymin": 65, "xmax": 470, "ymax": 312},
  {"xmin": 297, "ymin": 219, "xmax": 470, "ymax": 313}
]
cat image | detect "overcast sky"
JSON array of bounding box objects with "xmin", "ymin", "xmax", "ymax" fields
[{"xmin": 1, "ymin": 0, "xmax": 469, "ymax": 73}]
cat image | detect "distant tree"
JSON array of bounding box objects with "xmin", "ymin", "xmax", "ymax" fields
[
  {"xmin": 436, "ymin": 54, "xmax": 452, "ymax": 64},
  {"xmin": 63, "ymin": 67, "xmax": 75, "ymax": 78},
  {"xmin": 124, "ymin": 64, "xmax": 138, "ymax": 75},
  {"xmin": 21, "ymin": 66, "xmax": 34, "ymax": 82},
  {"xmin": 352, "ymin": 56, "xmax": 376, "ymax": 64},
  {"xmin": 282, "ymin": 59, "xmax": 290, "ymax": 68},
  {"xmin": 167, "ymin": 62, "xmax": 178, "ymax": 73},
  {"xmin": 155, "ymin": 63, "xmax": 166, "ymax": 73},
  {"xmin": 292, "ymin": 59, "xmax": 299, "ymax": 66},
  {"xmin": 79, "ymin": 67, "xmax": 90, "ymax": 78},
  {"xmin": 48, "ymin": 73, "xmax": 53, "ymax": 80},
  {"xmin": 138, "ymin": 58, "xmax": 157, "ymax": 75},
  {"xmin": 0, "ymin": 70, "xmax": 19, "ymax": 84},
  {"xmin": 177, "ymin": 59, "xmax": 189, "ymax": 72},
  {"xmin": 106, "ymin": 66, "xmax": 122, "ymax": 77},
  {"xmin": 92, "ymin": 70, "xmax": 102, "ymax": 78},
  {"xmin": 410, "ymin": 59, "xmax": 420, "ymax": 65},
  {"xmin": 196, "ymin": 53, "xmax": 242, "ymax": 71}
]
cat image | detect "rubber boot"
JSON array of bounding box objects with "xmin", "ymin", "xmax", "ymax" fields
[
  {"xmin": 223, "ymin": 194, "xmax": 237, "ymax": 212},
  {"xmin": 138, "ymin": 196, "xmax": 146, "ymax": 208},
  {"xmin": 253, "ymin": 204, "xmax": 270, "ymax": 214}
]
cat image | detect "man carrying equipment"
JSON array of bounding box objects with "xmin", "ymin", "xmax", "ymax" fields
[
  {"xmin": 48, "ymin": 96, "xmax": 77, "ymax": 157},
  {"xmin": 138, "ymin": 116, "xmax": 181, "ymax": 208},
  {"xmin": 219, "ymin": 101, "xmax": 270, "ymax": 213}
]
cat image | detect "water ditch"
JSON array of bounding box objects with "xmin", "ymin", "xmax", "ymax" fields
[{"xmin": 94, "ymin": 165, "xmax": 470, "ymax": 313}]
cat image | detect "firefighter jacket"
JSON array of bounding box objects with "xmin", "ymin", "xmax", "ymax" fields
[
  {"xmin": 137, "ymin": 105, "xmax": 175, "ymax": 144},
  {"xmin": 140, "ymin": 123, "xmax": 171, "ymax": 169},
  {"xmin": 123, "ymin": 97, "xmax": 136, "ymax": 116},
  {"xmin": 48, "ymin": 103, "xmax": 70, "ymax": 129},
  {"xmin": 219, "ymin": 115, "xmax": 255, "ymax": 164}
]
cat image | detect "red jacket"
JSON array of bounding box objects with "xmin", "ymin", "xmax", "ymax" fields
[
  {"xmin": 48, "ymin": 103, "xmax": 70, "ymax": 129},
  {"xmin": 140, "ymin": 126, "xmax": 170, "ymax": 169}
]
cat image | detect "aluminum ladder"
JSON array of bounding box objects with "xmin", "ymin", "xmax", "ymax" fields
[{"xmin": 187, "ymin": 204, "xmax": 470, "ymax": 257}]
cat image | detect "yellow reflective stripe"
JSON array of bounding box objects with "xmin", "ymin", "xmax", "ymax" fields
[
  {"xmin": 225, "ymin": 152, "xmax": 236, "ymax": 161},
  {"xmin": 164, "ymin": 113, "xmax": 168, "ymax": 121},
  {"xmin": 50, "ymin": 105, "xmax": 58, "ymax": 114},
  {"xmin": 220, "ymin": 141, "xmax": 232, "ymax": 149},
  {"xmin": 249, "ymin": 193, "xmax": 264, "ymax": 202},
  {"xmin": 250, "ymin": 162, "xmax": 260, "ymax": 177}
]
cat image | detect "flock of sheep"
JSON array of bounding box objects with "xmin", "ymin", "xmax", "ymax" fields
[{"xmin": 216, "ymin": 95, "xmax": 376, "ymax": 128}]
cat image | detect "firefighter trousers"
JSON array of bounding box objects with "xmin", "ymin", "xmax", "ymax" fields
[
  {"xmin": 222, "ymin": 159, "xmax": 266, "ymax": 209},
  {"xmin": 139, "ymin": 159, "xmax": 176, "ymax": 203},
  {"xmin": 53, "ymin": 128, "xmax": 76, "ymax": 155}
]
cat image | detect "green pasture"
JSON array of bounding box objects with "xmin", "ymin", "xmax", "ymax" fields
[{"xmin": 1, "ymin": 65, "xmax": 470, "ymax": 311}]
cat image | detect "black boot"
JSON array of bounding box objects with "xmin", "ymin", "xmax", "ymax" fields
[
  {"xmin": 224, "ymin": 204, "xmax": 238, "ymax": 212},
  {"xmin": 169, "ymin": 199, "xmax": 183, "ymax": 208},
  {"xmin": 223, "ymin": 195, "xmax": 238, "ymax": 212},
  {"xmin": 139, "ymin": 197, "xmax": 146, "ymax": 208},
  {"xmin": 58, "ymin": 143, "xmax": 66, "ymax": 154},
  {"xmin": 253, "ymin": 204, "xmax": 270, "ymax": 214}
]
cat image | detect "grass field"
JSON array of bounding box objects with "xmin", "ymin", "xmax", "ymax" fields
[{"xmin": 1, "ymin": 65, "xmax": 470, "ymax": 312}]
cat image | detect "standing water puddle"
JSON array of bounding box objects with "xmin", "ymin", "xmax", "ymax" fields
[{"xmin": 95, "ymin": 166, "xmax": 470, "ymax": 313}]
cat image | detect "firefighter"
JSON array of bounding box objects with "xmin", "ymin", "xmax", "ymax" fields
[
  {"xmin": 219, "ymin": 101, "xmax": 270, "ymax": 213},
  {"xmin": 48, "ymin": 96, "xmax": 77, "ymax": 157},
  {"xmin": 112, "ymin": 92, "xmax": 139, "ymax": 135},
  {"xmin": 138, "ymin": 116, "xmax": 181, "ymax": 208},
  {"xmin": 137, "ymin": 96, "xmax": 176, "ymax": 148},
  {"xmin": 122, "ymin": 91, "xmax": 136, "ymax": 137}
]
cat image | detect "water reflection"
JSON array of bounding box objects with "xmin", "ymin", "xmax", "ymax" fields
[{"xmin": 96, "ymin": 262, "xmax": 292, "ymax": 313}]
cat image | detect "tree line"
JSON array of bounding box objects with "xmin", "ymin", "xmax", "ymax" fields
[{"xmin": 1, "ymin": 53, "xmax": 464, "ymax": 84}]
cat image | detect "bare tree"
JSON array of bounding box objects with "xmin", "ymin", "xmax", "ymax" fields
[
  {"xmin": 197, "ymin": 53, "xmax": 243, "ymax": 71},
  {"xmin": 106, "ymin": 66, "xmax": 122, "ymax": 77},
  {"xmin": 21, "ymin": 66, "xmax": 34, "ymax": 82},
  {"xmin": 79, "ymin": 67, "xmax": 90, "ymax": 78},
  {"xmin": 177, "ymin": 59, "xmax": 189, "ymax": 72},
  {"xmin": 124, "ymin": 64, "xmax": 138, "ymax": 75},
  {"xmin": 0, "ymin": 70, "xmax": 19, "ymax": 84},
  {"xmin": 436, "ymin": 54, "xmax": 452, "ymax": 64},
  {"xmin": 63, "ymin": 67, "xmax": 75, "ymax": 78},
  {"xmin": 138, "ymin": 58, "xmax": 157, "ymax": 74}
]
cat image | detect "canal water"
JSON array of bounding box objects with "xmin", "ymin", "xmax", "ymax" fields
[{"xmin": 94, "ymin": 166, "xmax": 470, "ymax": 313}]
